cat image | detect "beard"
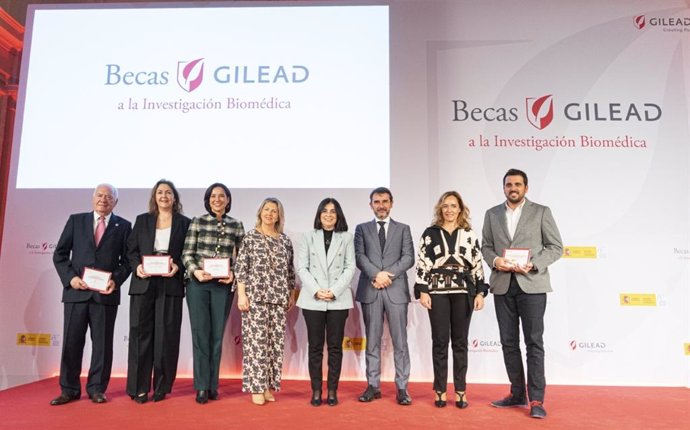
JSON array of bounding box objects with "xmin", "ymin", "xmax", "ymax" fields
[{"xmin": 506, "ymin": 192, "xmax": 523, "ymax": 204}]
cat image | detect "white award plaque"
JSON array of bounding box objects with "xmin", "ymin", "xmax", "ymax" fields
[
  {"xmin": 82, "ymin": 267, "xmax": 112, "ymax": 292},
  {"xmin": 503, "ymin": 248, "xmax": 531, "ymax": 267},
  {"xmin": 203, "ymin": 258, "xmax": 230, "ymax": 278},
  {"xmin": 142, "ymin": 255, "xmax": 171, "ymax": 276}
]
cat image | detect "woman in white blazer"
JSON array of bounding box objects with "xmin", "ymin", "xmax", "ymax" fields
[{"xmin": 296, "ymin": 198, "xmax": 356, "ymax": 407}]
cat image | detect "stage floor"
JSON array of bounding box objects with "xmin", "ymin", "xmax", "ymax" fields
[{"xmin": 0, "ymin": 378, "xmax": 687, "ymax": 429}]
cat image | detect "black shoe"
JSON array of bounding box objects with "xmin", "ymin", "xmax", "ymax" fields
[
  {"xmin": 152, "ymin": 392, "xmax": 166, "ymax": 402},
  {"xmin": 134, "ymin": 393, "xmax": 148, "ymax": 404},
  {"xmin": 396, "ymin": 389, "xmax": 412, "ymax": 406},
  {"xmin": 530, "ymin": 401, "xmax": 547, "ymax": 419},
  {"xmin": 208, "ymin": 390, "xmax": 219, "ymax": 401},
  {"xmin": 90, "ymin": 393, "xmax": 107, "ymax": 404},
  {"xmin": 311, "ymin": 389, "xmax": 322, "ymax": 406},
  {"xmin": 455, "ymin": 391, "xmax": 468, "ymax": 409},
  {"xmin": 491, "ymin": 394, "xmax": 528, "ymax": 408},
  {"xmin": 434, "ymin": 391, "xmax": 447, "ymax": 408},
  {"xmin": 196, "ymin": 390, "xmax": 208, "ymax": 404},
  {"xmin": 50, "ymin": 392, "xmax": 78, "ymax": 406},
  {"xmin": 327, "ymin": 390, "xmax": 338, "ymax": 406},
  {"xmin": 358, "ymin": 385, "xmax": 381, "ymax": 402}
]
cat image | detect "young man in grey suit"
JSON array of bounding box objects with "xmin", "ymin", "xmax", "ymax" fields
[
  {"xmin": 481, "ymin": 169, "xmax": 562, "ymax": 419},
  {"xmin": 354, "ymin": 187, "xmax": 415, "ymax": 405}
]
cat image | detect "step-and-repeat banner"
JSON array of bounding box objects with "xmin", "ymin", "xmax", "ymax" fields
[{"xmin": 1, "ymin": 0, "xmax": 688, "ymax": 389}]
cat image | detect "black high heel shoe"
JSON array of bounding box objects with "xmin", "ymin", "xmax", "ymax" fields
[
  {"xmin": 311, "ymin": 390, "xmax": 322, "ymax": 406},
  {"xmin": 434, "ymin": 391, "xmax": 447, "ymax": 408},
  {"xmin": 327, "ymin": 389, "xmax": 338, "ymax": 406},
  {"xmin": 134, "ymin": 393, "xmax": 148, "ymax": 404},
  {"xmin": 455, "ymin": 391, "xmax": 468, "ymax": 409},
  {"xmin": 196, "ymin": 390, "xmax": 208, "ymax": 404}
]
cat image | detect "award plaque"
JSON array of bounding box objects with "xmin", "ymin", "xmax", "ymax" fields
[
  {"xmin": 503, "ymin": 248, "xmax": 531, "ymax": 267},
  {"xmin": 203, "ymin": 258, "xmax": 230, "ymax": 278},
  {"xmin": 82, "ymin": 267, "xmax": 112, "ymax": 292},
  {"xmin": 142, "ymin": 255, "xmax": 171, "ymax": 276}
]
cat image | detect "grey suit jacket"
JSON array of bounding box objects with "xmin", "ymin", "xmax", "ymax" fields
[
  {"xmin": 296, "ymin": 229, "xmax": 356, "ymax": 311},
  {"xmin": 481, "ymin": 199, "xmax": 562, "ymax": 295},
  {"xmin": 354, "ymin": 219, "xmax": 415, "ymax": 304}
]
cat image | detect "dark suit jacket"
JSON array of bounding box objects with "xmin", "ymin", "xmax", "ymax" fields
[
  {"xmin": 354, "ymin": 219, "xmax": 415, "ymax": 304},
  {"xmin": 53, "ymin": 212, "xmax": 132, "ymax": 306},
  {"xmin": 126, "ymin": 212, "xmax": 191, "ymax": 297}
]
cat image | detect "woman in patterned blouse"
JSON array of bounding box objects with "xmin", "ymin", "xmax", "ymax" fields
[
  {"xmin": 235, "ymin": 197, "xmax": 296, "ymax": 405},
  {"xmin": 181, "ymin": 183, "xmax": 245, "ymax": 404},
  {"xmin": 414, "ymin": 191, "xmax": 488, "ymax": 409}
]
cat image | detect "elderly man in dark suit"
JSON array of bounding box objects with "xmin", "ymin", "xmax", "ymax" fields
[
  {"xmin": 50, "ymin": 184, "xmax": 131, "ymax": 405},
  {"xmin": 355, "ymin": 187, "xmax": 415, "ymax": 405},
  {"xmin": 481, "ymin": 169, "xmax": 562, "ymax": 419}
]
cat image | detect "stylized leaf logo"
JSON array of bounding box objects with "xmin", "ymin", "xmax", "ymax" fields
[
  {"xmin": 183, "ymin": 58, "xmax": 204, "ymax": 92},
  {"xmin": 570, "ymin": 340, "xmax": 577, "ymax": 351},
  {"xmin": 526, "ymin": 94, "xmax": 554, "ymax": 130},
  {"xmin": 177, "ymin": 58, "xmax": 204, "ymax": 92},
  {"xmin": 633, "ymin": 15, "xmax": 645, "ymax": 30}
]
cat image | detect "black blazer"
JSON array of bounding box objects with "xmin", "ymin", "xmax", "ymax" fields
[
  {"xmin": 127, "ymin": 212, "xmax": 191, "ymax": 297},
  {"xmin": 53, "ymin": 212, "xmax": 132, "ymax": 306}
]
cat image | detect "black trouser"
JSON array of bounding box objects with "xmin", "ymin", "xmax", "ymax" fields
[
  {"xmin": 494, "ymin": 275, "xmax": 547, "ymax": 402},
  {"xmin": 60, "ymin": 300, "xmax": 118, "ymax": 397},
  {"xmin": 427, "ymin": 293, "xmax": 472, "ymax": 392},
  {"xmin": 126, "ymin": 278, "xmax": 183, "ymax": 397},
  {"xmin": 302, "ymin": 308, "xmax": 349, "ymax": 391}
]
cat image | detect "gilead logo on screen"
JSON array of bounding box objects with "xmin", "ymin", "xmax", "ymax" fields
[{"xmin": 105, "ymin": 59, "xmax": 310, "ymax": 90}]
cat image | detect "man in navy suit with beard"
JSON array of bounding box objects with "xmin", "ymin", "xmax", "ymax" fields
[{"xmin": 50, "ymin": 184, "xmax": 131, "ymax": 405}]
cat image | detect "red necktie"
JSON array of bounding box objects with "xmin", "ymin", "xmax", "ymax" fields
[{"xmin": 95, "ymin": 216, "xmax": 106, "ymax": 246}]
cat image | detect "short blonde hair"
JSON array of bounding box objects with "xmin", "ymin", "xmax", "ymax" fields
[
  {"xmin": 255, "ymin": 197, "xmax": 286, "ymax": 233},
  {"xmin": 432, "ymin": 191, "xmax": 471, "ymax": 230}
]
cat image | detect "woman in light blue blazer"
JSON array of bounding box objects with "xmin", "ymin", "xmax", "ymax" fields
[{"xmin": 296, "ymin": 198, "xmax": 356, "ymax": 407}]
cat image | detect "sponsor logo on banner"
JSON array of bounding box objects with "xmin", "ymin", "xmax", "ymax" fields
[
  {"xmin": 525, "ymin": 94, "xmax": 554, "ymax": 130},
  {"xmin": 452, "ymin": 95, "xmax": 661, "ymax": 129},
  {"xmin": 685, "ymin": 343, "xmax": 690, "ymax": 356},
  {"xmin": 633, "ymin": 15, "xmax": 646, "ymax": 30},
  {"xmin": 26, "ymin": 241, "xmax": 56, "ymax": 255},
  {"xmin": 470, "ymin": 338, "xmax": 502, "ymax": 353},
  {"xmin": 569, "ymin": 339, "xmax": 612, "ymax": 353},
  {"xmin": 633, "ymin": 14, "xmax": 690, "ymax": 32},
  {"xmin": 620, "ymin": 293, "xmax": 657, "ymax": 306},
  {"xmin": 16, "ymin": 333, "xmax": 52, "ymax": 346},
  {"xmin": 563, "ymin": 246, "xmax": 597, "ymax": 259},
  {"xmin": 452, "ymin": 95, "xmax": 661, "ymax": 151},
  {"xmin": 343, "ymin": 337, "xmax": 366, "ymax": 351},
  {"xmin": 674, "ymin": 248, "xmax": 690, "ymax": 260}
]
